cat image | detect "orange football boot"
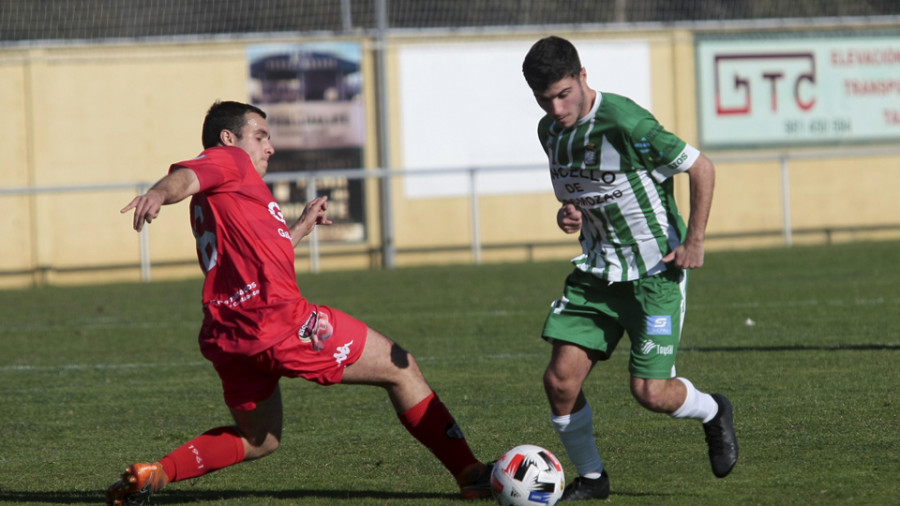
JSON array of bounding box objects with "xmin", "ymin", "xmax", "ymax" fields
[{"xmin": 106, "ymin": 462, "xmax": 168, "ymax": 506}]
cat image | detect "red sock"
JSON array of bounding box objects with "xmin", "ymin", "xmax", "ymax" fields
[
  {"xmin": 398, "ymin": 392, "xmax": 479, "ymax": 478},
  {"xmin": 158, "ymin": 427, "xmax": 246, "ymax": 483}
]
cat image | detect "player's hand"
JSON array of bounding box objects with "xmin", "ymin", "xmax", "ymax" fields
[
  {"xmin": 662, "ymin": 240, "xmax": 705, "ymax": 269},
  {"xmin": 291, "ymin": 196, "xmax": 333, "ymax": 244},
  {"xmin": 557, "ymin": 204, "xmax": 582, "ymax": 234},
  {"xmin": 299, "ymin": 196, "xmax": 334, "ymax": 228},
  {"xmin": 120, "ymin": 190, "xmax": 165, "ymax": 232}
]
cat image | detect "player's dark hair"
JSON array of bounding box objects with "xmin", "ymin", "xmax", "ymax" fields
[
  {"xmin": 522, "ymin": 36, "xmax": 582, "ymax": 93},
  {"xmin": 201, "ymin": 100, "xmax": 267, "ymax": 149}
]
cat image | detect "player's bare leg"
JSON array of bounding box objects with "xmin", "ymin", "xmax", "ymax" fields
[
  {"xmin": 341, "ymin": 327, "xmax": 432, "ymax": 410},
  {"xmin": 107, "ymin": 388, "xmax": 281, "ymax": 506},
  {"xmin": 544, "ymin": 342, "xmax": 610, "ymax": 500},
  {"xmin": 635, "ymin": 376, "xmax": 738, "ymax": 478},
  {"xmin": 342, "ymin": 327, "xmax": 491, "ymax": 498},
  {"xmin": 229, "ymin": 386, "xmax": 284, "ymax": 460},
  {"xmin": 630, "ymin": 377, "xmax": 686, "ymax": 413},
  {"xmin": 543, "ymin": 342, "xmax": 596, "ymax": 416}
]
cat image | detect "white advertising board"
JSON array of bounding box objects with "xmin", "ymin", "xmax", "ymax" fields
[
  {"xmin": 696, "ymin": 32, "xmax": 900, "ymax": 149},
  {"xmin": 398, "ymin": 40, "xmax": 651, "ymax": 198}
]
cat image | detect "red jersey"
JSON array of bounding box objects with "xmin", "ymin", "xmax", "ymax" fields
[{"xmin": 170, "ymin": 146, "xmax": 310, "ymax": 359}]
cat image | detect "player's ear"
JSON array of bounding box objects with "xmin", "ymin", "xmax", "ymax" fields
[{"xmin": 219, "ymin": 129, "xmax": 236, "ymax": 146}]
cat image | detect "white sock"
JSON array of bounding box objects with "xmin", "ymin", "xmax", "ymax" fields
[
  {"xmin": 670, "ymin": 377, "xmax": 719, "ymax": 423},
  {"xmin": 551, "ymin": 402, "xmax": 604, "ymax": 477}
]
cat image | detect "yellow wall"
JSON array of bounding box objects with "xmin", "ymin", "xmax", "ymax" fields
[
  {"xmin": 0, "ymin": 59, "xmax": 32, "ymax": 286},
  {"xmin": 2, "ymin": 30, "xmax": 899, "ymax": 288}
]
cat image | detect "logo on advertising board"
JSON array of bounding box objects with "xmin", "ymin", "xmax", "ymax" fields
[{"xmin": 696, "ymin": 33, "xmax": 900, "ymax": 148}]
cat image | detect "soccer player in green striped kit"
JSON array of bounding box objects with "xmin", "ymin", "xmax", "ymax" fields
[{"xmin": 522, "ymin": 36, "xmax": 738, "ymax": 500}]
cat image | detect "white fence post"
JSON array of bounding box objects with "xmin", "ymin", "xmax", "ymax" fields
[
  {"xmin": 469, "ymin": 167, "xmax": 481, "ymax": 264},
  {"xmin": 305, "ymin": 176, "xmax": 320, "ymax": 273}
]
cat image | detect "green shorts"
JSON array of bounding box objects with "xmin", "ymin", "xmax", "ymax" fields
[{"xmin": 541, "ymin": 267, "xmax": 688, "ymax": 379}]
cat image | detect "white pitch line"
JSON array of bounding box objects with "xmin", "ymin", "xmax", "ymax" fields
[
  {"xmin": 0, "ymin": 361, "xmax": 207, "ymax": 372},
  {"xmin": 3, "ymin": 298, "xmax": 898, "ymax": 334},
  {"xmin": 692, "ymin": 296, "xmax": 900, "ymax": 310},
  {"xmin": 4, "ymin": 297, "xmax": 898, "ymax": 371},
  {"xmin": 0, "ymin": 321, "xmax": 196, "ymax": 333}
]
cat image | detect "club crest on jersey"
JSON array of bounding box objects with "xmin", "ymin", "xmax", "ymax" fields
[{"xmin": 584, "ymin": 143, "xmax": 599, "ymax": 166}]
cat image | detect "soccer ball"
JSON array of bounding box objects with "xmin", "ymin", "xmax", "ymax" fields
[{"xmin": 490, "ymin": 444, "xmax": 565, "ymax": 506}]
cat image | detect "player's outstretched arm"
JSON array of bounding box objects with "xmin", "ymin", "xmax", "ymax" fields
[
  {"xmin": 662, "ymin": 153, "xmax": 715, "ymax": 269},
  {"xmin": 290, "ymin": 196, "xmax": 334, "ymax": 246},
  {"xmin": 120, "ymin": 168, "xmax": 200, "ymax": 232}
]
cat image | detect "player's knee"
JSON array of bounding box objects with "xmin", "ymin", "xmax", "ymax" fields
[
  {"xmin": 543, "ymin": 368, "xmax": 577, "ymax": 400},
  {"xmin": 384, "ymin": 343, "xmax": 426, "ymax": 386},
  {"xmin": 389, "ymin": 342, "xmax": 414, "ymax": 370},
  {"xmin": 632, "ymin": 389, "xmax": 664, "ymax": 411},
  {"xmin": 243, "ymin": 432, "xmax": 281, "ymax": 461},
  {"xmin": 630, "ymin": 378, "xmax": 675, "ymax": 413}
]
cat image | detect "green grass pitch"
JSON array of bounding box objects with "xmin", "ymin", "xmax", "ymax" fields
[{"xmin": 1, "ymin": 240, "xmax": 898, "ymax": 505}]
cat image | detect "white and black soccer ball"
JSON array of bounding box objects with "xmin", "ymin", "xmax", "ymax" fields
[{"xmin": 490, "ymin": 444, "xmax": 565, "ymax": 506}]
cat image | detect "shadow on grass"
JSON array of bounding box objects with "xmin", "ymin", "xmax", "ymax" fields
[
  {"xmin": 685, "ymin": 343, "xmax": 900, "ymax": 352},
  {"xmin": 0, "ymin": 488, "xmax": 676, "ymax": 504},
  {"xmin": 0, "ymin": 488, "xmax": 460, "ymax": 504},
  {"xmin": 610, "ymin": 491, "xmax": 676, "ymax": 499}
]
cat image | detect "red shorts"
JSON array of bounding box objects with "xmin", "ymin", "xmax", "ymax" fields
[{"xmin": 211, "ymin": 305, "xmax": 367, "ymax": 411}]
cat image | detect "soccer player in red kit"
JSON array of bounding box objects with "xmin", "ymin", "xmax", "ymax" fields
[{"xmin": 108, "ymin": 101, "xmax": 492, "ymax": 505}]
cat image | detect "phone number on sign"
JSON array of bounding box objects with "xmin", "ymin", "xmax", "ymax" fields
[{"xmin": 784, "ymin": 118, "xmax": 852, "ymax": 136}]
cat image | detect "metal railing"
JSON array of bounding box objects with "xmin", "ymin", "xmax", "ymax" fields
[
  {"xmin": 3, "ymin": 145, "xmax": 900, "ymax": 283},
  {"xmin": 706, "ymin": 144, "xmax": 900, "ymax": 246}
]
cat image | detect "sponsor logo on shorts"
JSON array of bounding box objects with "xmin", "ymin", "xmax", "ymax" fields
[
  {"xmin": 298, "ymin": 311, "xmax": 334, "ymax": 352},
  {"xmin": 640, "ymin": 339, "xmax": 674, "ymax": 356},
  {"xmin": 298, "ymin": 313, "xmax": 316, "ymax": 343},
  {"xmin": 646, "ymin": 315, "xmax": 672, "ymax": 335},
  {"xmin": 334, "ymin": 340, "xmax": 354, "ymax": 366}
]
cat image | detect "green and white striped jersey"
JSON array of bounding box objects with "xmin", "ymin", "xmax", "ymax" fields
[{"xmin": 538, "ymin": 92, "xmax": 700, "ymax": 282}]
